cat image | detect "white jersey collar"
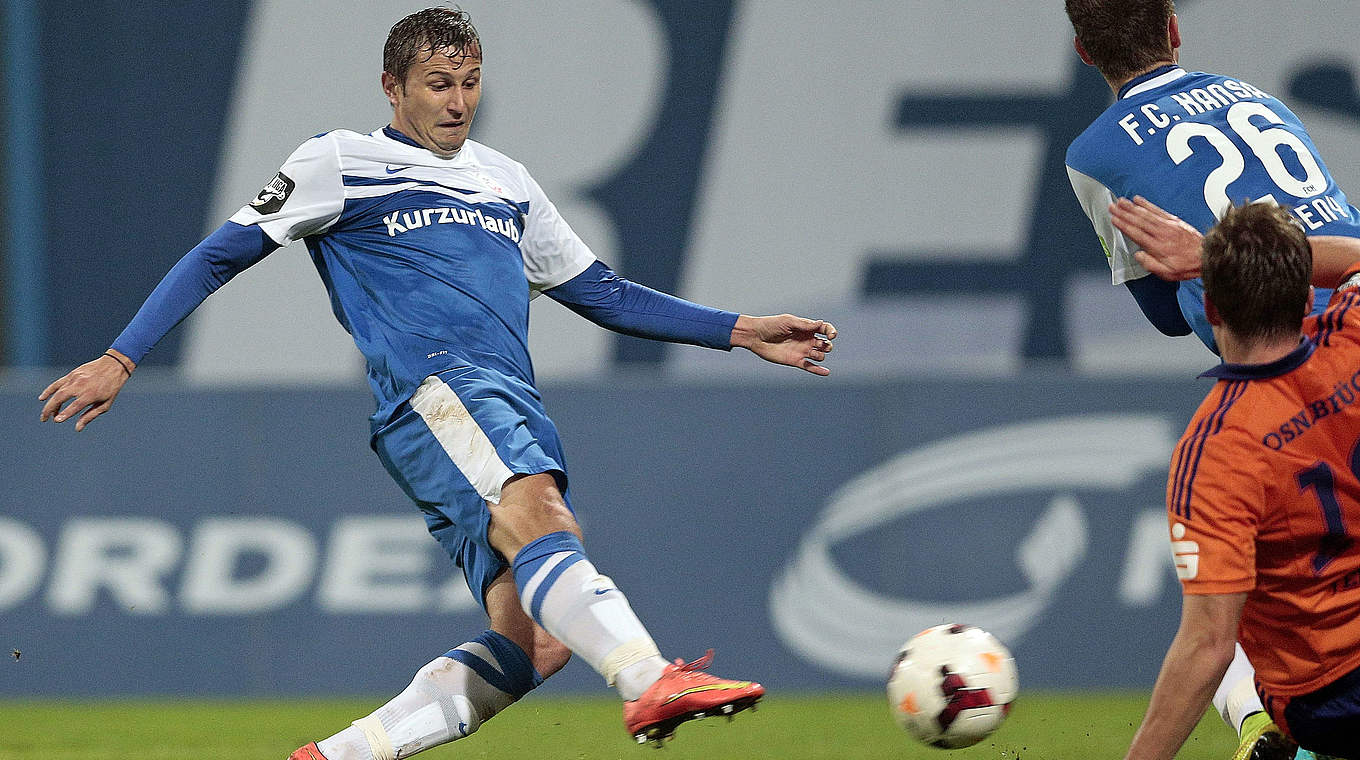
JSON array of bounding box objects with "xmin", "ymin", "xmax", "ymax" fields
[
  {"xmin": 376, "ymin": 126, "xmax": 469, "ymax": 165},
  {"xmin": 1120, "ymin": 66, "xmax": 1188, "ymax": 100}
]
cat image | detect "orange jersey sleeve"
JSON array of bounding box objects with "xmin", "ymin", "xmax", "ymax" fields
[{"xmin": 1167, "ymin": 380, "xmax": 1262, "ymax": 595}]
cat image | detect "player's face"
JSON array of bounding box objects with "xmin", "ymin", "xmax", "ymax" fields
[{"xmin": 384, "ymin": 46, "xmax": 482, "ymax": 157}]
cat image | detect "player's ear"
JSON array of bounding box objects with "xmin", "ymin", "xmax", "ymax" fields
[
  {"xmin": 1073, "ymin": 36, "xmax": 1094, "ymax": 66},
  {"xmin": 1204, "ymin": 294, "xmax": 1222, "ymax": 327},
  {"xmin": 1305, "ymin": 286, "xmax": 1316, "ymax": 319},
  {"xmin": 1168, "ymin": 15, "xmax": 1181, "ymax": 52},
  {"xmin": 381, "ymin": 71, "xmax": 402, "ymax": 107}
]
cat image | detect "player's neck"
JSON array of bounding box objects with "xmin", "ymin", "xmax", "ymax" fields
[
  {"xmin": 1218, "ymin": 333, "xmax": 1304, "ymax": 367},
  {"xmin": 386, "ymin": 122, "xmax": 462, "ymax": 159},
  {"xmin": 1106, "ymin": 59, "xmax": 1178, "ymax": 96}
]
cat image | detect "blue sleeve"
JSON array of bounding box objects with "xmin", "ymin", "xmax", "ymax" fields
[
  {"xmin": 109, "ymin": 222, "xmax": 280, "ymax": 362},
  {"xmin": 1124, "ymin": 275, "xmax": 1192, "ymax": 337},
  {"xmin": 544, "ymin": 261, "xmax": 739, "ymax": 350}
]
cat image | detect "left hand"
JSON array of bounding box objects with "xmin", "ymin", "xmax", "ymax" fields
[
  {"xmin": 731, "ymin": 314, "xmax": 837, "ymax": 376},
  {"xmin": 1108, "ymin": 196, "xmax": 1204, "ymax": 281}
]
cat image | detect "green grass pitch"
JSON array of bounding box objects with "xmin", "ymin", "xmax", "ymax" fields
[{"xmin": 0, "ymin": 693, "xmax": 1235, "ymax": 759}]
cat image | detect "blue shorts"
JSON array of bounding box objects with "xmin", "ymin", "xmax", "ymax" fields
[
  {"xmin": 1264, "ymin": 664, "xmax": 1360, "ymax": 757},
  {"xmin": 371, "ymin": 366, "xmax": 572, "ymax": 610}
]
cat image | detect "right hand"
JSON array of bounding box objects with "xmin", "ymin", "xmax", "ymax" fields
[
  {"xmin": 730, "ymin": 314, "xmax": 837, "ymax": 376},
  {"xmin": 1108, "ymin": 196, "xmax": 1204, "ymax": 281},
  {"xmin": 39, "ymin": 351, "xmax": 136, "ymax": 432}
]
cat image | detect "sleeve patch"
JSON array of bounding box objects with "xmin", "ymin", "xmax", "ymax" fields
[
  {"xmin": 1170, "ymin": 523, "xmax": 1199, "ymax": 580},
  {"xmin": 249, "ymin": 172, "xmax": 296, "ymax": 215}
]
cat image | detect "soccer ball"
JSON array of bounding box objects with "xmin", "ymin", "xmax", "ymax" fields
[{"xmin": 886, "ymin": 623, "xmax": 1018, "ymax": 748}]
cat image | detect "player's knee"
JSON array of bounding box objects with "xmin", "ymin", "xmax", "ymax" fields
[
  {"xmin": 519, "ymin": 495, "xmax": 575, "ymax": 529},
  {"xmin": 416, "ymin": 654, "xmax": 455, "ymax": 681},
  {"xmin": 488, "ymin": 483, "xmax": 581, "ymax": 558}
]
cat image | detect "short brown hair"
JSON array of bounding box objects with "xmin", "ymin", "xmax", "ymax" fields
[
  {"xmin": 1201, "ymin": 203, "xmax": 1311, "ymax": 343},
  {"xmin": 383, "ymin": 7, "xmax": 481, "ymax": 87},
  {"xmin": 1065, "ymin": 0, "xmax": 1175, "ymax": 82}
]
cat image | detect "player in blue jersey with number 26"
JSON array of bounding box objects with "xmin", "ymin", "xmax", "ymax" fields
[
  {"xmin": 37, "ymin": 8, "xmax": 837, "ymax": 759},
  {"xmin": 1065, "ymin": 0, "xmax": 1360, "ymax": 356},
  {"xmin": 1064, "ymin": 3, "xmax": 1360, "ymax": 760}
]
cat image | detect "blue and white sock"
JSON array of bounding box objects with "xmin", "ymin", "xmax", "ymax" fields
[
  {"xmin": 513, "ymin": 531, "xmax": 668, "ymax": 701},
  {"xmin": 316, "ymin": 630, "xmax": 541, "ymax": 760}
]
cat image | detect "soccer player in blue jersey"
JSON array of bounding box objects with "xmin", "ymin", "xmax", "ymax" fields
[
  {"xmin": 1064, "ymin": 2, "xmax": 1360, "ymax": 759},
  {"xmin": 1065, "ymin": 0, "xmax": 1360, "ymax": 355},
  {"xmin": 37, "ymin": 9, "xmax": 836, "ymax": 759}
]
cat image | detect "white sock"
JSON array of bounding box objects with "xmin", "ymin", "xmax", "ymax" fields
[
  {"xmin": 316, "ymin": 636, "xmax": 534, "ymax": 760},
  {"xmin": 518, "ymin": 554, "xmax": 667, "ymax": 700},
  {"xmin": 1213, "ymin": 642, "xmax": 1266, "ymax": 735}
]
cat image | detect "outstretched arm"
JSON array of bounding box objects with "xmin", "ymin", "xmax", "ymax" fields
[
  {"xmin": 1110, "ymin": 196, "xmax": 1360, "ymax": 288},
  {"xmin": 545, "ymin": 261, "xmax": 835, "ymax": 375},
  {"xmin": 1309, "ymin": 236, "xmax": 1360, "ymax": 288},
  {"xmin": 38, "ymin": 221, "xmax": 278, "ymax": 431},
  {"xmin": 1124, "ymin": 592, "xmax": 1244, "ymax": 760}
]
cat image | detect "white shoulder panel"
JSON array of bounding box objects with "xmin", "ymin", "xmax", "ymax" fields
[
  {"xmin": 1066, "ymin": 166, "xmax": 1147, "ymax": 285},
  {"xmin": 515, "ymin": 164, "xmax": 597, "ymax": 292},
  {"xmin": 229, "ymin": 134, "xmax": 346, "ymax": 246}
]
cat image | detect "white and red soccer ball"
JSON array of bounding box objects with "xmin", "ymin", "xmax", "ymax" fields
[{"xmin": 887, "ymin": 624, "xmax": 1019, "ymax": 748}]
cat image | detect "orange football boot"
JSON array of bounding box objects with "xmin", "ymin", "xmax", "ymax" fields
[
  {"xmin": 622, "ymin": 650, "xmax": 764, "ymax": 746},
  {"xmin": 287, "ymin": 741, "xmax": 327, "ymax": 760}
]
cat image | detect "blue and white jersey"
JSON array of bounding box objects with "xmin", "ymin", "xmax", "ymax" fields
[
  {"xmin": 229, "ymin": 127, "xmax": 596, "ymax": 423},
  {"xmin": 1066, "ymin": 66, "xmax": 1360, "ymax": 349}
]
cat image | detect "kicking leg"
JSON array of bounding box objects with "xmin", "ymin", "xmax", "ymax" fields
[
  {"xmin": 297, "ymin": 575, "xmax": 568, "ymax": 760},
  {"xmin": 490, "ymin": 473, "xmax": 667, "ymax": 700},
  {"xmin": 489, "ymin": 473, "xmax": 764, "ymax": 744}
]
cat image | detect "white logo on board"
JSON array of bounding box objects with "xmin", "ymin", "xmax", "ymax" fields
[
  {"xmin": 0, "ymin": 515, "xmax": 478, "ymax": 615},
  {"xmin": 769, "ymin": 415, "xmax": 1175, "ymax": 678}
]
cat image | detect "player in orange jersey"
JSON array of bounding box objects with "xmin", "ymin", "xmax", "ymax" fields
[{"xmin": 1113, "ymin": 201, "xmax": 1360, "ymax": 759}]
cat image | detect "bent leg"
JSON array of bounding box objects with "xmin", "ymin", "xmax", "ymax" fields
[
  {"xmin": 484, "ymin": 569, "xmax": 571, "ymax": 678},
  {"xmin": 308, "ymin": 576, "xmax": 556, "ymax": 760},
  {"xmin": 312, "ymin": 624, "xmax": 543, "ymax": 760},
  {"xmin": 302, "ymin": 376, "xmax": 608, "ymax": 759}
]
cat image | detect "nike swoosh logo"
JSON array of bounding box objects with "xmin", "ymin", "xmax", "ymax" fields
[
  {"xmin": 594, "ymin": 588, "xmax": 616, "ymax": 595},
  {"xmin": 385, "ymin": 165, "xmax": 404, "ymax": 174},
  {"xmin": 662, "ymin": 682, "xmax": 754, "ymax": 705}
]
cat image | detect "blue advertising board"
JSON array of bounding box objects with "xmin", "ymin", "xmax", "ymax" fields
[{"xmin": 0, "ymin": 374, "xmax": 1214, "ymax": 695}]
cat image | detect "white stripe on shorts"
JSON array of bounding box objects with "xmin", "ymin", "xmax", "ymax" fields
[{"xmin": 410, "ymin": 375, "xmax": 515, "ymax": 503}]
